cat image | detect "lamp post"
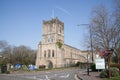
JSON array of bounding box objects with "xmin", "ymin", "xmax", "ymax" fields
[{"xmin": 89, "ymin": 25, "xmax": 94, "ymax": 63}]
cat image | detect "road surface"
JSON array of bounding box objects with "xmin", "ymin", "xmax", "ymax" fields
[{"xmin": 0, "ymin": 68, "xmax": 85, "ymax": 80}]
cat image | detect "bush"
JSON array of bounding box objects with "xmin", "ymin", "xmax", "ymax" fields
[
  {"xmin": 100, "ymin": 68, "xmax": 119, "ymax": 78},
  {"xmin": 100, "ymin": 69, "xmax": 108, "ymax": 78},
  {"xmin": 110, "ymin": 67, "xmax": 119, "ymax": 77},
  {"xmin": 21, "ymin": 65, "xmax": 29, "ymax": 70},
  {"xmin": 90, "ymin": 64, "xmax": 97, "ymax": 71},
  {"xmin": 110, "ymin": 63, "xmax": 120, "ymax": 75}
]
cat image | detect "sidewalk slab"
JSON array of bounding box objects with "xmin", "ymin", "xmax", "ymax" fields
[{"xmin": 77, "ymin": 72, "xmax": 102, "ymax": 80}]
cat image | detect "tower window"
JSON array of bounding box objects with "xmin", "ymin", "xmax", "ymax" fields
[
  {"xmin": 52, "ymin": 50, "xmax": 54, "ymax": 57},
  {"xmin": 44, "ymin": 50, "xmax": 46, "ymax": 57},
  {"xmin": 48, "ymin": 50, "xmax": 51, "ymax": 57},
  {"xmin": 48, "ymin": 38, "xmax": 50, "ymax": 43},
  {"xmin": 60, "ymin": 27, "xmax": 61, "ymax": 33}
]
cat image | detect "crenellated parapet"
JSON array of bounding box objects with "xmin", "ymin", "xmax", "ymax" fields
[{"xmin": 43, "ymin": 17, "xmax": 64, "ymax": 26}]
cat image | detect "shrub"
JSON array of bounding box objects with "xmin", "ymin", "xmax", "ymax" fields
[
  {"xmin": 90, "ymin": 64, "xmax": 97, "ymax": 71},
  {"xmin": 110, "ymin": 63, "xmax": 120, "ymax": 74},
  {"xmin": 110, "ymin": 67, "xmax": 119, "ymax": 77},
  {"xmin": 100, "ymin": 68, "xmax": 119, "ymax": 78},
  {"xmin": 100, "ymin": 69, "xmax": 108, "ymax": 78},
  {"xmin": 21, "ymin": 65, "xmax": 29, "ymax": 70}
]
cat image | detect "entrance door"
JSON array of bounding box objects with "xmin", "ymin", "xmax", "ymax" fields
[{"xmin": 46, "ymin": 60, "xmax": 53, "ymax": 69}]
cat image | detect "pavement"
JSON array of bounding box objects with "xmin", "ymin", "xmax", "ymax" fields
[{"xmin": 75, "ymin": 71, "xmax": 102, "ymax": 80}]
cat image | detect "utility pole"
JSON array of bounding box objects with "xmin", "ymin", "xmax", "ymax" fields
[{"xmin": 89, "ymin": 25, "xmax": 94, "ymax": 63}]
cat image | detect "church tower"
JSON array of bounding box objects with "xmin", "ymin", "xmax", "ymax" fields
[
  {"xmin": 36, "ymin": 18, "xmax": 65, "ymax": 68},
  {"xmin": 42, "ymin": 17, "xmax": 64, "ymax": 44}
]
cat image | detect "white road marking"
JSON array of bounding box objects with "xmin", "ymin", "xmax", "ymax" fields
[
  {"xmin": 37, "ymin": 77, "xmax": 48, "ymax": 80},
  {"xmin": 45, "ymin": 75, "xmax": 50, "ymax": 80},
  {"xmin": 74, "ymin": 74, "xmax": 79, "ymax": 80},
  {"xmin": 60, "ymin": 74, "xmax": 69, "ymax": 78}
]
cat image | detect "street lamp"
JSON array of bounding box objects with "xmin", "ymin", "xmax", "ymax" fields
[{"xmin": 89, "ymin": 25, "xmax": 94, "ymax": 63}]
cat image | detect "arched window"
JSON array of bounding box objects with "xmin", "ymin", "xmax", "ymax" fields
[
  {"xmin": 48, "ymin": 49, "xmax": 51, "ymax": 57},
  {"xmin": 52, "ymin": 50, "xmax": 54, "ymax": 57},
  {"xmin": 44, "ymin": 50, "xmax": 46, "ymax": 57}
]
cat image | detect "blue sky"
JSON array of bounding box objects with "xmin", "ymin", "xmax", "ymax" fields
[{"xmin": 0, "ymin": 0, "xmax": 113, "ymax": 50}]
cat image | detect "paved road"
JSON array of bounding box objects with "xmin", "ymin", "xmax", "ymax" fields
[{"xmin": 0, "ymin": 68, "xmax": 84, "ymax": 80}]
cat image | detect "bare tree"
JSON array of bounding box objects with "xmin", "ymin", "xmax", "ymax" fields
[
  {"xmin": 0, "ymin": 40, "xmax": 12, "ymax": 64},
  {"xmin": 89, "ymin": 4, "xmax": 120, "ymax": 64},
  {"xmin": 90, "ymin": 5, "xmax": 111, "ymax": 50},
  {"xmin": 0, "ymin": 40, "xmax": 36, "ymax": 65},
  {"xmin": 12, "ymin": 45, "xmax": 36, "ymax": 65},
  {"xmin": 0, "ymin": 40, "xmax": 9, "ymax": 54}
]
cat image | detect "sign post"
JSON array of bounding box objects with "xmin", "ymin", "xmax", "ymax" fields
[{"xmin": 99, "ymin": 49, "xmax": 114, "ymax": 78}]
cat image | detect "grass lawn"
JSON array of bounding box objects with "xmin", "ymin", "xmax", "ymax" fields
[{"xmin": 104, "ymin": 76, "xmax": 120, "ymax": 80}]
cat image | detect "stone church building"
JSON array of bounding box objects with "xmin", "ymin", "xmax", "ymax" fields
[{"xmin": 36, "ymin": 18, "xmax": 91, "ymax": 68}]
